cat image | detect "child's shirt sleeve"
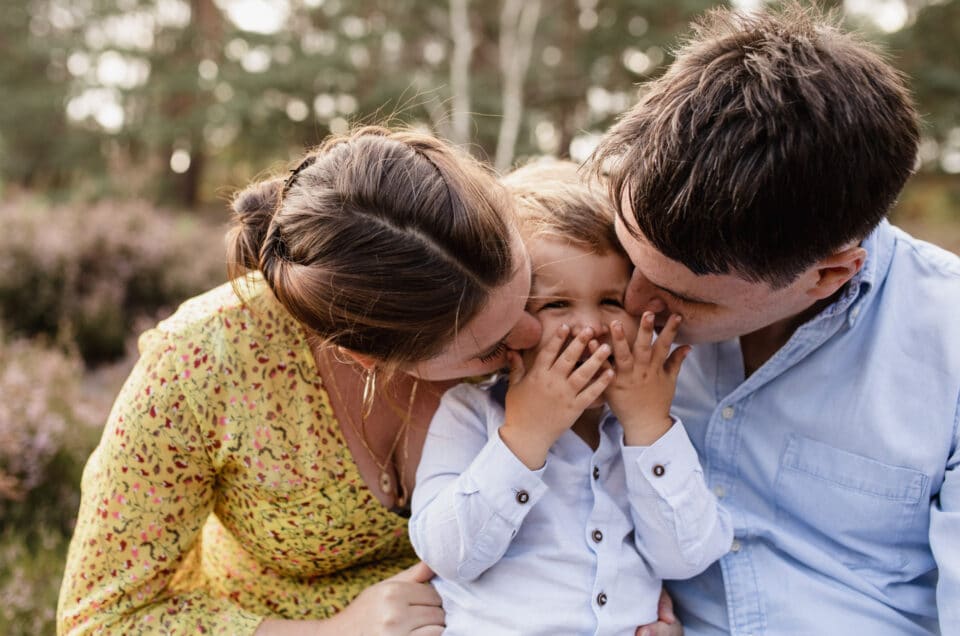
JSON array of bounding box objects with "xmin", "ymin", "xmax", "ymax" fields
[
  {"xmin": 409, "ymin": 383, "xmax": 548, "ymax": 583},
  {"xmin": 621, "ymin": 419, "xmax": 734, "ymax": 579}
]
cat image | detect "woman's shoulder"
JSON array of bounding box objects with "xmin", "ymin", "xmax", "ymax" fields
[{"xmin": 138, "ymin": 274, "xmax": 304, "ymax": 356}]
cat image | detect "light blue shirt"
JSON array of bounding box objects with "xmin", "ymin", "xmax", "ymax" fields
[
  {"xmin": 668, "ymin": 221, "xmax": 960, "ymax": 635},
  {"xmin": 410, "ymin": 380, "xmax": 732, "ymax": 636}
]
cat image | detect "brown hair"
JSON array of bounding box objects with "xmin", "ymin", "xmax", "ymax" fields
[
  {"xmin": 592, "ymin": 2, "xmax": 919, "ymax": 288},
  {"xmin": 227, "ymin": 126, "xmax": 516, "ymax": 366},
  {"xmin": 503, "ymin": 158, "xmax": 624, "ymax": 258}
]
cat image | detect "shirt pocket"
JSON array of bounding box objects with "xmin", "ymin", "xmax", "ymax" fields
[{"xmin": 774, "ymin": 434, "xmax": 928, "ymax": 574}]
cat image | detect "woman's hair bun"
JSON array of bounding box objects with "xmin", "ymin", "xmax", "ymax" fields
[{"xmin": 227, "ymin": 178, "xmax": 283, "ymax": 273}]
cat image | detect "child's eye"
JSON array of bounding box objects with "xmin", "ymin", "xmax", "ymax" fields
[
  {"xmin": 540, "ymin": 301, "xmax": 567, "ymax": 310},
  {"xmin": 477, "ymin": 341, "xmax": 507, "ymax": 363},
  {"xmin": 601, "ymin": 298, "xmax": 625, "ymax": 308}
]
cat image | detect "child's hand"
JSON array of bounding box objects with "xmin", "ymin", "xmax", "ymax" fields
[
  {"xmin": 500, "ymin": 324, "xmax": 615, "ymax": 469},
  {"xmin": 605, "ymin": 312, "xmax": 690, "ymax": 446}
]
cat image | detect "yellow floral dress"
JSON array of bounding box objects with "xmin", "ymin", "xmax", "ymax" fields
[{"xmin": 58, "ymin": 276, "xmax": 418, "ymax": 635}]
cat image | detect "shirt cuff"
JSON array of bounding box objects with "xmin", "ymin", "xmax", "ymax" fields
[
  {"xmin": 458, "ymin": 429, "xmax": 549, "ymax": 526},
  {"xmin": 622, "ymin": 419, "xmax": 702, "ymax": 498}
]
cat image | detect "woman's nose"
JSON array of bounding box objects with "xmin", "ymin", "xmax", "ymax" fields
[
  {"xmin": 504, "ymin": 311, "xmax": 542, "ymax": 350},
  {"xmin": 625, "ymin": 270, "xmax": 667, "ymax": 317}
]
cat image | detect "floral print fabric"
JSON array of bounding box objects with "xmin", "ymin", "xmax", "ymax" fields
[{"xmin": 58, "ymin": 276, "xmax": 417, "ymax": 635}]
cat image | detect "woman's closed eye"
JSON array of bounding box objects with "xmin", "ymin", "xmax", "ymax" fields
[{"xmin": 477, "ymin": 340, "xmax": 507, "ymax": 363}]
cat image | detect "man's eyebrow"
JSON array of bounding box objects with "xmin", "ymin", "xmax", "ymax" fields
[{"xmin": 651, "ymin": 282, "xmax": 711, "ymax": 304}]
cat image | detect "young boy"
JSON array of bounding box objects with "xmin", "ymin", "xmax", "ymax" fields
[{"xmin": 409, "ymin": 160, "xmax": 732, "ymax": 635}]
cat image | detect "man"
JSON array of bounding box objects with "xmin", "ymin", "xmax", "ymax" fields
[{"xmin": 592, "ymin": 3, "xmax": 959, "ymax": 634}]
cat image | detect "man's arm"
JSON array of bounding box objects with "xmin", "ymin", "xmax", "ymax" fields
[{"xmin": 930, "ymin": 389, "xmax": 960, "ymax": 633}]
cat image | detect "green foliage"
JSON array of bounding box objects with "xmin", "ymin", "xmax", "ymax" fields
[
  {"xmin": 0, "ymin": 195, "xmax": 225, "ymax": 363},
  {"xmin": 890, "ymin": 0, "xmax": 960, "ymax": 168}
]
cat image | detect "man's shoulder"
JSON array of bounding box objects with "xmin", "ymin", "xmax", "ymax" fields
[{"xmin": 889, "ymin": 225, "xmax": 960, "ymax": 281}]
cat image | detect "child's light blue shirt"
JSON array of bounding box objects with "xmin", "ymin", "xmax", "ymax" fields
[{"xmin": 410, "ymin": 381, "xmax": 732, "ymax": 636}]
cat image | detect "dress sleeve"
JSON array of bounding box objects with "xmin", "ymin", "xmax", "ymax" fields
[{"xmin": 57, "ymin": 331, "xmax": 265, "ymax": 635}]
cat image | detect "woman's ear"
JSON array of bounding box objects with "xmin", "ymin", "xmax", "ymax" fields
[
  {"xmin": 806, "ymin": 246, "xmax": 867, "ymax": 300},
  {"xmin": 337, "ymin": 347, "xmax": 379, "ymax": 370}
]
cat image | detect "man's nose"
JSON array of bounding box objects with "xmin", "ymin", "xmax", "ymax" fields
[
  {"xmin": 625, "ymin": 271, "xmax": 668, "ymax": 317},
  {"xmin": 504, "ymin": 311, "xmax": 542, "ymax": 350}
]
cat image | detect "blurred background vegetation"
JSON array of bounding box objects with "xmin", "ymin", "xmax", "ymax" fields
[{"xmin": 0, "ymin": 0, "xmax": 957, "ymax": 633}]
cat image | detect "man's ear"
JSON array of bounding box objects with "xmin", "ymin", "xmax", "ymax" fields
[
  {"xmin": 337, "ymin": 347, "xmax": 378, "ymax": 371},
  {"xmin": 806, "ymin": 246, "xmax": 867, "ymax": 301}
]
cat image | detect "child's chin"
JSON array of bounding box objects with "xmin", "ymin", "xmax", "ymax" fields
[{"xmin": 586, "ymin": 398, "xmax": 605, "ymax": 411}]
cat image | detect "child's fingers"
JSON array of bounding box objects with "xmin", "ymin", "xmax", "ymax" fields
[
  {"xmin": 610, "ymin": 321, "xmax": 634, "ymax": 372},
  {"xmin": 576, "ymin": 368, "xmax": 615, "ymax": 408},
  {"xmin": 632, "ymin": 312, "xmax": 657, "ymax": 363},
  {"xmin": 664, "ymin": 344, "xmax": 691, "ymax": 378},
  {"xmin": 568, "ymin": 342, "xmax": 611, "ymax": 388},
  {"xmin": 652, "ymin": 314, "xmax": 682, "ymax": 362},
  {"xmin": 535, "ymin": 324, "xmax": 571, "ymax": 367},
  {"xmin": 506, "ymin": 350, "xmax": 526, "ymax": 386},
  {"xmin": 552, "ymin": 327, "xmax": 594, "ymax": 373}
]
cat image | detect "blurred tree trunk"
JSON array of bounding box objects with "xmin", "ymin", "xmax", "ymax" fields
[
  {"xmin": 495, "ymin": 0, "xmax": 541, "ymax": 171},
  {"xmin": 158, "ymin": 0, "xmax": 221, "ymax": 206},
  {"xmin": 449, "ymin": 0, "xmax": 474, "ymax": 145}
]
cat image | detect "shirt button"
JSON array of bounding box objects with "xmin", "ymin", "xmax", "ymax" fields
[
  {"xmin": 652, "ymin": 464, "xmax": 666, "ymax": 477},
  {"xmin": 721, "ymin": 406, "xmax": 735, "ymax": 420},
  {"xmin": 713, "ymin": 485, "xmax": 725, "ymax": 499},
  {"xmin": 730, "ymin": 539, "xmax": 742, "ymax": 553},
  {"xmin": 515, "ymin": 490, "xmax": 530, "ymax": 504},
  {"xmin": 596, "ymin": 592, "xmax": 607, "ymax": 606},
  {"xmin": 592, "ymin": 466, "xmax": 600, "ymax": 480},
  {"xmin": 592, "ymin": 529, "xmax": 603, "ymax": 543}
]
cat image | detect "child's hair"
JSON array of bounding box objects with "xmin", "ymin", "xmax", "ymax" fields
[
  {"xmin": 592, "ymin": 2, "xmax": 919, "ymax": 288},
  {"xmin": 502, "ymin": 158, "xmax": 625, "ymax": 258},
  {"xmin": 226, "ymin": 125, "xmax": 516, "ymax": 367}
]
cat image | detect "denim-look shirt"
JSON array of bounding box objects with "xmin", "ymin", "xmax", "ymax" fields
[
  {"xmin": 668, "ymin": 221, "xmax": 960, "ymax": 635},
  {"xmin": 410, "ymin": 380, "xmax": 732, "ymax": 636}
]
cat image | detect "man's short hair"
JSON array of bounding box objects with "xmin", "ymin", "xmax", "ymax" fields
[{"xmin": 592, "ymin": 2, "xmax": 920, "ymax": 288}]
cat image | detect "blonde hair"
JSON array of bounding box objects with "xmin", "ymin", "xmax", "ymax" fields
[
  {"xmin": 503, "ymin": 158, "xmax": 624, "ymax": 257},
  {"xmin": 227, "ymin": 126, "xmax": 516, "ymax": 367}
]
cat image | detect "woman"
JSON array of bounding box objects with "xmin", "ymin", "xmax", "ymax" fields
[{"xmin": 57, "ymin": 126, "xmax": 540, "ymax": 635}]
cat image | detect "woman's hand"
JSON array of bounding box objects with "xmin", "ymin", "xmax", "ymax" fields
[
  {"xmin": 635, "ymin": 588, "xmax": 683, "ymax": 636},
  {"xmin": 500, "ymin": 325, "xmax": 614, "ymax": 469},
  {"xmin": 605, "ymin": 312, "xmax": 690, "ymax": 447},
  {"xmin": 254, "ymin": 561, "xmax": 443, "ymax": 636}
]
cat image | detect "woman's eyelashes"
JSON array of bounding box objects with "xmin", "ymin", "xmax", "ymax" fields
[{"xmin": 477, "ymin": 340, "xmax": 507, "ymax": 363}]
